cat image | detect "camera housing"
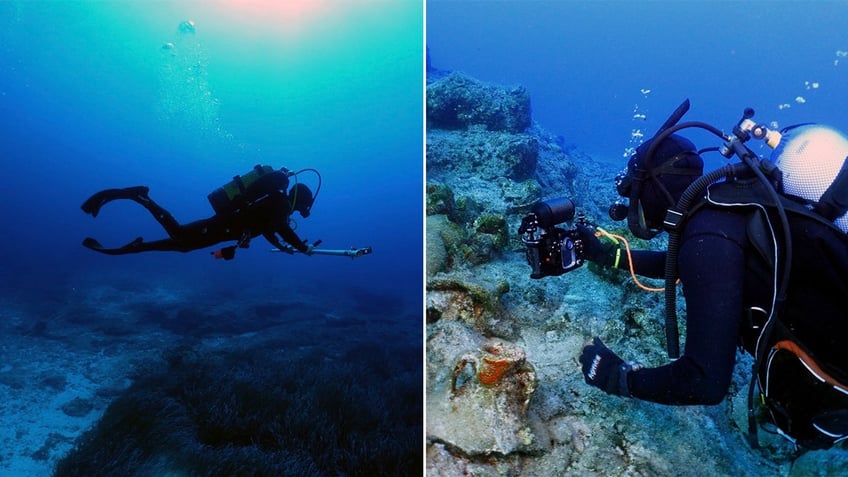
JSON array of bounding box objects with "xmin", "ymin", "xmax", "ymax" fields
[{"xmin": 518, "ymin": 197, "xmax": 586, "ymax": 279}]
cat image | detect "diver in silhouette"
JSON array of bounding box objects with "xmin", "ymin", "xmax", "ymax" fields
[{"xmin": 81, "ymin": 166, "xmax": 317, "ymax": 260}]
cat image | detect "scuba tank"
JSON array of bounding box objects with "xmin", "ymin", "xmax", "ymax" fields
[{"xmin": 207, "ymin": 164, "xmax": 289, "ymax": 214}]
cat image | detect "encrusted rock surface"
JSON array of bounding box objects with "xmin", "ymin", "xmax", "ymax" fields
[{"xmin": 427, "ymin": 73, "xmax": 532, "ymax": 133}]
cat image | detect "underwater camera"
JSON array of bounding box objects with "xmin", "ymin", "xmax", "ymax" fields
[{"xmin": 518, "ymin": 197, "xmax": 587, "ymax": 279}]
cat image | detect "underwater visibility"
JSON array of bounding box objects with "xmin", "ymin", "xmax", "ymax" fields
[
  {"xmin": 0, "ymin": 2, "xmax": 422, "ymax": 476},
  {"xmin": 426, "ymin": 1, "xmax": 848, "ymax": 476}
]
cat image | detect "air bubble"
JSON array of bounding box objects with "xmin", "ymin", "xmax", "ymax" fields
[{"xmin": 179, "ymin": 20, "xmax": 196, "ymax": 34}]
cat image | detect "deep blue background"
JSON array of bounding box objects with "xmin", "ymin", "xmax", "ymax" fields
[
  {"xmin": 427, "ymin": 0, "xmax": 848, "ymax": 171},
  {"xmin": 0, "ymin": 2, "xmax": 423, "ymax": 311}
]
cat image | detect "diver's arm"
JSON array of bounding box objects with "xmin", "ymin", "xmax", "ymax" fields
[
  {"xmin": 260, "ymin": 192, "xmax": 309, "ymax": 253},
  {"xmin": 626, "ymin": 213, "xmax": 747, "ymax": 404},
  {"xmin": 621, "ymin": 250, "xmax": 666, "ymax": 279},
  {"xmin": 580, "ymin": 225, "xmax": 666, "ymax": 278},
  {"xmin": 262, "ymin": 230, "xmax": 302, "ymax": 254},
  {"xmin": 270, "ymin": 224, "xmax": 309, "ymax": 253}
]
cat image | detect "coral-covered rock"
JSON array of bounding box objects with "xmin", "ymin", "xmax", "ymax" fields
[
  {"xmin": 427, "ymin": 128, "xmax": 538, "ymax": 183},
  {"xmin": 426, "ymin": 215, "xmax": 468, "ymax": 277},
  {"xmin": 426, "ymin": 182, "xmax": 456, "ymax": 217},
  {"xmin": 427, "ymin": 73, "xmax": 531, "ymax": 133},
  {"xmin": 462, "ymin": 213, "xmax": 509, "ymax": 266},
  {"xmin": 790, "ymin": 449, "xmax": 848, "ymax": 476},
  {"xmin": 426, "ymin": 225, "xmax": 449, "ymax": 278},
  {"xmin": 426, "ymin": 276, "xmax": 514, "ymax": 338},
  {"xmin": 61, "ymin": 397, "xmax": 93, "ymax": 418}
]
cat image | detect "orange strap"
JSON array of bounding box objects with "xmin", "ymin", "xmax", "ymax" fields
[{"xmin": 774, "ymin": 340, "xmax": 848, "ymax": 394}]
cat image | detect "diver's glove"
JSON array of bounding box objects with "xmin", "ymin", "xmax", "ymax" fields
[
  {"xmin": 303, "ymin": 239, "xmax": 321, "ymax": 256},
  {"xmin": 575, "ymin": 225, "xmax": 620, "ymax": 268},
  {"xmin": 579, "ymin": 337, "xmax": 641, "ymax": 397},
  {"xmin": 211, "ymin": 246, "xmax": 237, "ymax": 260}
]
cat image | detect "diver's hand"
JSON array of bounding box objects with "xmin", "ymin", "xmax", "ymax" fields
[
  {"xmin": 579, "ymin": 337, "xmax": 636, "ymax": 397},
  {"xmin": 303, "ymin": 239, "xmax": 321, "ymax": 255},
  {"xmin": 212, "ymin": 246, "xmax": 237, "ymax": 260},
  {"xmin": 576, "ymin": 224, "xmax": 617, "ymax": 267}
]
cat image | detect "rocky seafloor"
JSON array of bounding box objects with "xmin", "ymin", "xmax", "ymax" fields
[
  {"xmin": 425, "ymin": 70, "xmax": 848, "ymax": 476},
  {"xmin": 1, "ymin": 271, "xmax": 420, "ymax": 476}
]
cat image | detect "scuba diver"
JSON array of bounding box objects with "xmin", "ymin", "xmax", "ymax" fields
[
  {"xmin": 81, "ymin": 165, "xmax": 319, "ymax": 260},
  {"xmin": 567, "ymin": 101, "xmax": 848, "ymax": 449}
]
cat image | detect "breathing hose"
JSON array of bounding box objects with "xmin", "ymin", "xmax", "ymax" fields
[
  {"xmin": 662, "ymin": 164, "xmax": 742, "ymax": 358},
  {"xmin": 644, "ymin": 120, "xmax": 737, "ymax": 358}
]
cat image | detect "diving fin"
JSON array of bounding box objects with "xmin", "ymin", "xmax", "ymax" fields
[
  {"xmin": 82, "ymin": 237, "xmax": 104, "ymax": 250},
  {"xmin": 82, "ymin": 236, "xmax": 144, "ymax": 254},
  {"xmin": 81, "ymin": 186, "xmax": 150, "ymax": 217}
]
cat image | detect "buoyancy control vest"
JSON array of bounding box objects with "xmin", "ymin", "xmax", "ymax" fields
[
  {"xmin": 689, "ymin": 178, "xmax": 848, "ymax": 448},
  {"xmin": 207, "ymin": 165, "xmax": 289, "ymax": 215}
]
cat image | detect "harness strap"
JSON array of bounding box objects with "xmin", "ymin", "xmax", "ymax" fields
[
  {"xmin": 233, "ymin": 174, "xmax": 246, "ymax": 194},
  {"xmin": 773, "ymin": 340, "xmax": 848, "ymax": 395}
]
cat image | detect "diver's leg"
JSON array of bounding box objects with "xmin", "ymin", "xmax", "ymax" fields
[
  {"xmin": 81, "ymin": 186, "xmax": 150, "ymax": 217},
  {"xmin": 81, "ymin": 186, "xmax": 182, "ymax": 237},
  {"xmin": 130, "ymin": 194, "xmax": 181, "ymax": 237}
]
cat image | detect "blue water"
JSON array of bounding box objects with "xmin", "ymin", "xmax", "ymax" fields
[
  {"xmin": 1, "ymin": 1, "xmax": 422, "ymax": 302},
  {"xmin": 0, "ymin": 2, "xmax": 422, "ymax": 474},
  {"xmin": 427, "ymin": 0, "xmax": 848, "ymax": 169}
]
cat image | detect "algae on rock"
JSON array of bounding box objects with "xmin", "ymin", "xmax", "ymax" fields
[
  {"xmin": 427, "ymin": 72, "xmax": 531, "ymax": 133},
  {"xmin": 426, "ymin": 276, "xmax": 515, "ymax": 339}
]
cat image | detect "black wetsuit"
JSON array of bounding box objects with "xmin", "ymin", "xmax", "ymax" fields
[
  {"xmin": 623, "ymin": 206, "xmax": 848, "ymax": 405},
  {"xmin": 82, "ymin": 186, "xmax": 309, "ymax": 256}
]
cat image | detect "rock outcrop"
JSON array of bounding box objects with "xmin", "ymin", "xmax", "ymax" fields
[{"xmin": 427, "ymin": 72, "xmax": 531, "ymax": 133}]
